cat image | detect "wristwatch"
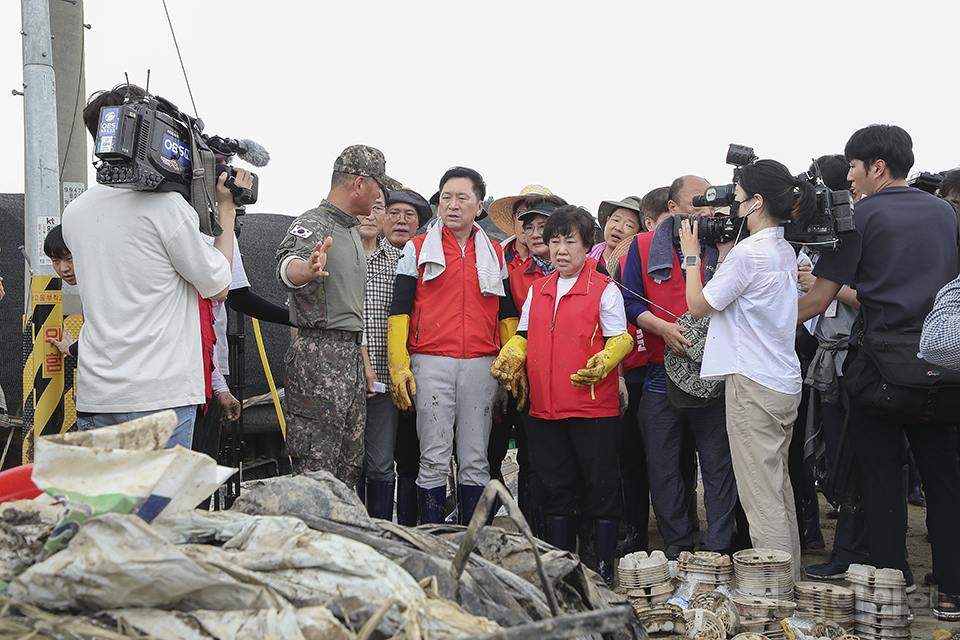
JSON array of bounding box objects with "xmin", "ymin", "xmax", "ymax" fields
[{"xmin": 682, "ymin": 255, "xmax": 701, "ymax": 269}]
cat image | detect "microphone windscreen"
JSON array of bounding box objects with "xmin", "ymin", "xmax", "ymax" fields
[{"xmin": 237, "ymin": 138, "xmax": 270, "ymax": 167}]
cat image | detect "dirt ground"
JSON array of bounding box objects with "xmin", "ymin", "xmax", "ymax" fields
[{"xmin": 493, "ymin": 452, "xmax": 958, "ymax": 638}]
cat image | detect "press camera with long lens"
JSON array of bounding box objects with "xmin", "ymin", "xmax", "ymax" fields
[
  {"xmin": 677, "ymin": 144, "xmax": 854, "ymax": 250},
  {"xmin": 93, "ymin": 90, "xmax": 263, "ymax": 234}
]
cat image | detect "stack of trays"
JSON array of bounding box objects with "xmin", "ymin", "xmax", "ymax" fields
[
  {"xmin": 690, "ymin": 590, "xmax": 740, "ymax": 636},
  {"xmin": 733, "ymin": 549, "xmax": 794, "ymax": 600},
  {"xmin": 794, "ymin": 582, "xmax": 854, "ymax": 629},
  {"xmin": 846, "ymin": 564, "xmax": 910, "ymax": 639},
  {"xmin": 732, "ymin": 597, "xmax": 795, "ymax": 640},
  {"xmin": 619, "ymin": 551, "xmax": 673, "ymax": 604},
  {"xmin": 683, "ymin": 607, "xmax": 728, "ymax": 640},
  {"xmin": 631, "ymin": 602, "xmax": 686, "ymax": 635},
  {"xmin": 679, "ymin": 551, "xmax": 734, "ymax": 592}
]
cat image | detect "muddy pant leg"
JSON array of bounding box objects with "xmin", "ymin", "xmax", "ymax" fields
[
  {"xmin": 454, "ymin": 356, "xmax": 497, "ymax": 487},
  {"xmin": 411, "ymin": 354, "xmax": 458, "ymax": 490}
]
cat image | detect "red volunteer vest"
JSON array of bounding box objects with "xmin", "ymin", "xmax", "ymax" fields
[
  {"xmin": 635, "ymin": 232, "xmax": 706, "ymax": 365},
  {"xmin": 617, "ymin": 252, "xmax": 648, "ymax": 371},
  {"xmin": 199, "ymin": 294, "xmax": 216, "ymax": 409},
  {"xmin": 527, "ymin": 259, "xmax": 619, "ymax": 420},
  {"xmin": 408, "ymin": 226, "xmax": 504, "ymax": 359}
]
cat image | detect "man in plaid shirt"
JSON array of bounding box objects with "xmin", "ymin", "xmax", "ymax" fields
[
  {"xmin": 921, "ymin": 273, "xmax": 960, "ymax": 370},
  {"xmin": 358, "ymin": 189, "xmax": 403, "ymax": 519}
]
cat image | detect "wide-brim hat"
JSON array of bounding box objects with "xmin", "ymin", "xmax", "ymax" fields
[
  {"xmin": 663, "ymin": 312, "xmax": 724, "ymax": 400},
  {"xmin": 605, "ymin": 232, "xmax": 640, "ymax": 274},
  {"xmin": 387, "ymin": 188, "xmax": 433, "ymax": 227},
  {"xmin": 598, "ymin": 195, "xmax": 642, "ymax": 229},
  {"xmin": 429, "ymin": 190, "xmax": 487, "ymax": 220},
  {"xmin": 488, "ymin": 184, "xmax": 554, "ymax": 235}
]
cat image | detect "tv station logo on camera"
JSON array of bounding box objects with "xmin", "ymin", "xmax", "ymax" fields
[
  {"xmin": 161, "ymin": 133, "xmax": 191, "ymax": 169},
  {"xmin": 96, "ymin": 107, "xmax": 119, "ymax": 154}
]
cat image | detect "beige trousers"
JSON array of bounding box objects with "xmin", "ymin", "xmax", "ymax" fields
[{"xmin": 725, "ymin": 374, "xmax": 802, "ymax": 583}]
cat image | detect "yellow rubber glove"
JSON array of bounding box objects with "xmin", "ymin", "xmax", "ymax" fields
[
  {"xmin": 570, "ymin": 333, "xmax": 634, "ymax": 387},
  {"xmin": 387, "ymin": 315, "xmax": 416, "ymax": 410},
  {"xmin": 499, "ymin": 316, "xmax": 519, "ymax": 347},
  {"xmin": 490, "ymin": 335, "xmax": 529, "ymax": 411}
]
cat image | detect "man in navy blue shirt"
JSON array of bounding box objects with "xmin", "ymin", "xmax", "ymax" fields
[
  {"xmin": 799, "ymin": 124, "xmax": 960, "ymax": 621},
  {"xmin": 621, "ymin": 175, "xmax": 737, "ymax": 559}
]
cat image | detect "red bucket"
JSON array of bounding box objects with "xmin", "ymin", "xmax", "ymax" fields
[{"xmin": 0, "ymin": 464, "xmax": 42, "ymax": 504}]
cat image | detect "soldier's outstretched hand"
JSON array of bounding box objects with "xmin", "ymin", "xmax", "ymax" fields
[{"xmin": 306, "ymin": 237, "xmax": 333, "ymax": 280}]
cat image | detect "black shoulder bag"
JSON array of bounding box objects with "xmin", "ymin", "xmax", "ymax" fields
[{"xmin": 844, "ymin": 328, "xmax": 960, "ymax": 425}]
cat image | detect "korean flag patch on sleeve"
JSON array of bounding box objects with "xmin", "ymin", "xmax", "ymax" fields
[{"xmin": 290, "ymin": 225, "xmax": 314, "ymax": 239}]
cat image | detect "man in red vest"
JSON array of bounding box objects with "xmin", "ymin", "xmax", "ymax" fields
[
  {"xmin": 387, "ymin": 167, "xmax": 516, "ymax": 525},
  {"xmin": 620, "ymin": 175, "xmax": 738, "ymax": 558}
]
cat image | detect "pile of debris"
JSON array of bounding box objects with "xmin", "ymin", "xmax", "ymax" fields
[{"xmin": 0, "ymin": 471, "xmax": 644, "ymax": 640}]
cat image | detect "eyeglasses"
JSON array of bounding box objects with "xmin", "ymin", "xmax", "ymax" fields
[
  {"xmin": 387, "ymin": 210, "xmax": 418, "ymax": 221},
  {"xmin": 523, "ymin": 223, "xmax": 546, "ymax": 235},
  {"xmin": 371, "ymin": 205, "xmax": 386, "ymax": 214}
]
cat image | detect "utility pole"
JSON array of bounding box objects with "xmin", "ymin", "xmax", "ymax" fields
[
  {"xmin": 49, "ymin": 0, "xmax": 86, "ymax": 439},
  {"xmin": 20, "ymin": 0, "xmax": 78, "ymax": 460}
]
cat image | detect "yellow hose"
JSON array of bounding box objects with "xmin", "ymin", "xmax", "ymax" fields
[{"xmin": 251, "ymin": 318, "xmax": 287, "ymax": 441}]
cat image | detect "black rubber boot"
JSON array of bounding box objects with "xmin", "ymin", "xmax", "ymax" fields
[
  {"xmin": 545, "ymin": 515, "xmax": 577, "ymax": 552},
  {"xmin": 517, "ymin": 472, "xmax": 535, "ymax": 533},
  {"xmin": 396, "ymin": 477, "xmax": 419, "ymax": 526},
  {"xmin": 595, "ymin": 518, "xmax": 619, "ymax": 587},
  {"xmin": 617, "ymin": 477, "xmax": 649, "ymax": 556},
  {"xmin": 366, "ymin": 478, "xmax": 395, "ymax": 521},
  {"xmin": 418, "ymin": 485, "xmax": 447, "ymax": 524},
  {"xmin": 460, "ymin": 484, "xmax": 485, "ymax": 525}
]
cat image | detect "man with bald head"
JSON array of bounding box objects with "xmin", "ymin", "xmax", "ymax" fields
[
  {"xmin": 620, "ymin": 174, "xmax": 736, "ymax": 559},
  {"xmin": 667, "ymin": 175, "xmax": 716, "ymax": 218}
]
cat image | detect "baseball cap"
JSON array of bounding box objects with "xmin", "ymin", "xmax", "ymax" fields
[{"xmin": 333, "ymin": 144, "xmax": 395, "ymax": 194}]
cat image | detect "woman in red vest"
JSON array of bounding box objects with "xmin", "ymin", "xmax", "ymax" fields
[{"xmin": 491, "ymin": 205, "xmax": 633, "ymax": 587}]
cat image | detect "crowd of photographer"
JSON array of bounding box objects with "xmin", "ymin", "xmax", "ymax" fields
[{"xmin": 50, "ymin": 82, "xmax": 960, "ymax": 620}]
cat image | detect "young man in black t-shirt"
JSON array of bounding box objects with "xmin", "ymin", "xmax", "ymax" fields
[{"xmin": 798, "ymin": 124, "xmax": 960, "ymax": 621}]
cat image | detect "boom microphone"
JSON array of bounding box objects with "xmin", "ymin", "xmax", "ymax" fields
[
  {"xmin": 205, "ymin": 135, "xmax": 271, "ymax": 167},
  {"xmin": 236, "ymin": 138, "xmax": 270, "ymax": 167}
]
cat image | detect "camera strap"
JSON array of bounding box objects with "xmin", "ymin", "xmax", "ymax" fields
[{"xmin": 187, "ymin": 122, "xmax": 222, "ymax": 237}]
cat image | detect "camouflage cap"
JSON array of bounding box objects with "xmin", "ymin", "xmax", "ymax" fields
[{"xmin": 333, "ymin": 144, "xmax": 396, "ymax": 193}]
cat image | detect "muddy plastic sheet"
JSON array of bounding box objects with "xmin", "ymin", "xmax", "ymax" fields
[
  {"xmin": 0, "ymin": 495, "xmax": 65, "ymax": 583},
  {"xmin": 5, "ymin": 508, "xmax": 500, "ymax": 639},
  {"xmin": 108, "ymin": 604, "xmax": 353, "ymax": 640},
  {"xmin": 31, "ymin": 410, "xmax": 235, "ymax": 557}
]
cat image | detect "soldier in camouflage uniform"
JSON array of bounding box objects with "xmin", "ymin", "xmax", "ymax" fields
[{"xmin": 276, "ymin": 145, "xmax": 392, "ymax": 486}]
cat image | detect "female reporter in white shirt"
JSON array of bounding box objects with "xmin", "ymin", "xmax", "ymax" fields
[{"xmin": 678, "ymin": 159, "xmax": 817, "ymax": 581}]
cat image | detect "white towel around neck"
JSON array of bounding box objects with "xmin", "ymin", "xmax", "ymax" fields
[{"xmin": 417, "ymin": 220, "xmax": 505, "ymax": 297}]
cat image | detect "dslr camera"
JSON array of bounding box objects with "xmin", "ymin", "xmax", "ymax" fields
[
  {"xmin": 675, "ymin": 144, "xmax": 854, "ymax": 250},
  {"xmin": 93, "ymin": 90, "xmax": 261, "ymax": 235}
]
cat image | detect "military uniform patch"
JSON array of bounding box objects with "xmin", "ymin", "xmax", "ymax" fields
[{"xmin": 290, "ymin": 225, "xmax": 314, "ymax": 239}]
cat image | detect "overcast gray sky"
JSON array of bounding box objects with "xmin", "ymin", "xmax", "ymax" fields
[{"xmin": 2, "ymin": 1, "xmax": 958, "ymax": 218}]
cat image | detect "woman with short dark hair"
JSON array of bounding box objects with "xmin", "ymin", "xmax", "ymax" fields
[{"xmin": 491, "ymin": 205, "xmax": 633, "ymax": 587}]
